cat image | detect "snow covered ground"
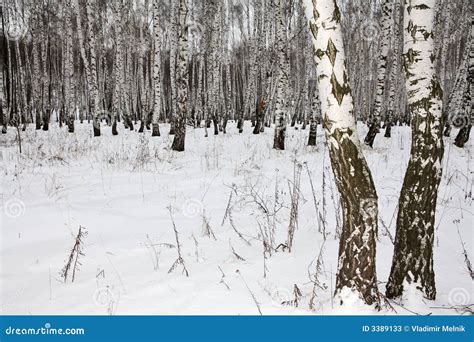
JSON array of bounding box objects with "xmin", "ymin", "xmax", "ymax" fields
[{"xmin": 0, "ymin": 121, "xmax": 472, "ymax": 315}]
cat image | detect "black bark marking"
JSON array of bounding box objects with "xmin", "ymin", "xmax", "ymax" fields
[
  {"xmin": 327, "ymin": 38, "xmax": 338, "ymax": 67},
  {"xmin": 330, "ymin": 72, "xmax": 351, "ymax": 106}
]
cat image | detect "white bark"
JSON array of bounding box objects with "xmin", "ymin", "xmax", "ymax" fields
[
  {"xmin": 386, "ymin": 0, "xmax": 444, "ymax": 300},
  {"xmin": 65, "ymin": 1, "xmax": 75, "ymax": 131},
  {"xmin": 303, "ymin": 0, "xmax": 379, "ymax": 306},
  {"xmin": 386, "ymin": 0, "xmax": 402, "ymax": 125},
  {"xmin": 169, "ymin": 0, "xmax": 179, "ymax": 125},
  {"xmin": 364, "ymin": 0, "xmax": 394, "ymax": 146},
  {"xmin": 152, "ymin": 0, "xmax": 162, "ymax": 136},
  {"xmin": 40, "ymin": 18, "xmax": 49, "ymax": 129},
  {"xmin": 171, "ymin": 0, "xmax": 189, "ymax": 151},
  {"xmin": 273, "ymin": 0, "xmax": 289, "ymax": 150},
  {"xmin": 85, "ymin": 0, "xmax": 100, "ymax": 136}
]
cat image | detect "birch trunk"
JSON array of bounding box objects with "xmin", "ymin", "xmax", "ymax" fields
[
  {"xmin": 453, "ymin": 16, "xmax": 473, "ymax": 148},
  {"xmin": 32, "ymin": 39, "xmax": 41, "ymax": 130},
  {"xmin": 152, "ymin": 0, "xmax": 162, "ymax": 137},
  {"xmin": 209, "ymin": 0, "xmax": 221, "ymax": 135},
  {"xmin": 304, "ymin": 0, "xmax": 379, "ymax": 306},
  {"xmin": 65, "ymin": 1, "xmax": 75, "ymax": 133},
  {"xmin": 14, "ymin": 40, "xmax": 27, "ymax": 130},
  {"xmin": 138, "ymin": 24, "xmax": 146, "ymax": 133},
  {"xmin": 196, "ymin": 55, "xmax": 204, "ymax": 126},
  {"xmin": 364, "ymin": 0, "xmax": 393, "ymax": 147},
  {"xmin": 171, "ymin": 0, "xmax": 188, "ymax": 151},
  {"xmin": 0, "ymin": 7, "xmax": 6, "ymax": 133},
  {"xmin": 169, "ymin": 0, "xmax": 178, "ymax": 134},
  {"xmin": 438, "ymin": 0, "xmax": 452, "ymax": 90},
  {"xmin": 85, "ymin": 0, "xmax": 100, "ymax": 136},
  {"xmin": 225, "ymin": 62, "xmax": 232, "ymax": 134},
  {"xmin": 111, "ymin": 6, "xmax": 124, "ymax": 136},
  {"xmin": 273, "ymin": 0, "xmax": 289, "ymax": 150},
  {"xmin": 385, "ymin": 0, "xmax": 403, "ymax": 138},
  {"xmin": 253, "ymin": 1, "xmax": 266, "ymax": 135},
  {"xmin": 386, "ymin": 0, "xmax": 444, "ymax": 300},
  {"xmin": 304, "ymin": 40, "xmax": 319, "ymax": 146},
  {"xmin": 73, "ymin": 0, "xmax": 91, "ymax": 121},
  {"xmin": 443, "ymin": 38, "xmax": 469, "ymax": 137},
  {"xmin": 40, "ymin": 20, "xmax": 50, "ymax": 131}
]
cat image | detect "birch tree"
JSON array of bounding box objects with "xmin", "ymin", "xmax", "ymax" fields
[
  {"xmin": 73, "ymin": 0, "xmax": 91, "ymax": 125},
  {"xmin": 208, "ymin": 0, "xmax": 221, "ymax": 135},
  {"xmin": 304, "ymin": 0, "xmax": 379, "ymax": 306},
  {"xmin": 0, "ymin": 63, "xmax": 5, "ymax": 131},
  {"xmin": 453, "ymin": 16, "xmax": 473, "ymax": 148},
  {"xmin": 169, "ymin": 0, "xmax": 178, "ymax": 134},
  {"xmin": 0, "ymin": 10, "xmax": 7, "ymax": 134},
  {"xmin": 111, "ymin": 4, "xmax": 124, "ymax": 136},
  {"xmin": 386, "ymin": 0, "xmax": 444, "ymax": 300},
  {"xmin": 384, "ymin": 0, "xmax": 403, "ymax": 138},
  {"xmin": 273, "ymin": 0, "xmax": 290, "ymax": 150},
  {"xmin": 40, "ymin": 9, "xmax": 50, "ymax": 131},
  {"xmin": 171, "ymin": 0, "xmax": 188, "ymax": 151},
  {"xmin": 438, "ymin": 0, "xmax": 453, "ymax": 90},
  {"xmin": 14, "ymin": 40, "xmax": 27, "ymax": 130},
  {"xmin": 304, "ymin": 37, "xmax": 320, "ymax": 146},
  {"xmin": 443, "ymin": 45, "xmax": 468, "ymax": 137},
  {"xmin": 65, "ymin": 0, "xmax": 75, "ymax": 133},
  {"xmin": 85, "ymin": 0, "xmax": 101, "ymax": 136},
  {"xmin": 364, "ymin": 0, "xmax": 393, "ymax": 147},
  {"xmin": 32, "ymin": 13, "xmax": 42, "ymax": 130},
  {"xmin": 152, "ymin": 0, "xmax": 162, "ymax": 137}
]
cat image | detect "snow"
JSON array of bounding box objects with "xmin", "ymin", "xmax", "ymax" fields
[
  {"xmin": 334, "ymin": 286, "xmax": 376, "ymax": 315},
  {"xmin": 0, "ymin": 121, "xmax": 472, "ymax": 315}
]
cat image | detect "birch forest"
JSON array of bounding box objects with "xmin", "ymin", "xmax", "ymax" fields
[{"xmin": 0, "ymin": 0, "xmax": 472, "ymax": 315}]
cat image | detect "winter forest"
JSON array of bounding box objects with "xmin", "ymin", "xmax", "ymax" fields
[{"xmin": 0, "ymin": 0, "xmax": 472, "ymax": 316}]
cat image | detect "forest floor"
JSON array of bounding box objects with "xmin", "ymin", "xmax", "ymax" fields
[{"xmin": 0, "ymin": 121, "xmax": 472, "ymax": 315}]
